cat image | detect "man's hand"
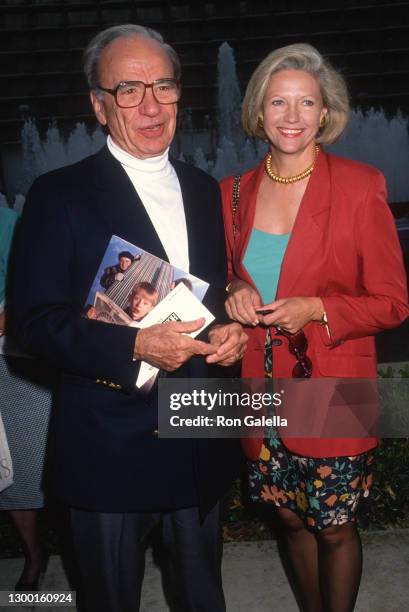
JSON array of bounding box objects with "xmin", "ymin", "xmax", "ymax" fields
[
  {"xmin": 206, "ymin": 322, "xmax": 248, "ymax": 366},
  {"xmin": 225, "ymin": 279, "xmax": 262, "ymax": 326},
  {"xmin": 133, "ymin": 318, "xmax": 218, "ymax": 371}
]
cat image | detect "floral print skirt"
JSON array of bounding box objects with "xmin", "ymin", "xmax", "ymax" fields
[
  {"xmin": 248, "ymin": 330, "xmax": 375, "ymax": 532},
  {"xmin": 248, "ymin": 434, "xmax": 374, "ymax": 531}
]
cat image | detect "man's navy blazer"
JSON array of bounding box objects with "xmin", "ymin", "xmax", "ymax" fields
[{"xmin": 12, "ymin": 146, "xmax": 238, "ymax": 514}]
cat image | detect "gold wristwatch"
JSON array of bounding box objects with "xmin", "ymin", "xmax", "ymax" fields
[{"xmin": 320, "ymin": 310, "xmax": 331, "ymax": 340}]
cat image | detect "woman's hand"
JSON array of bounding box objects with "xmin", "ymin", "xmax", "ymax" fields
[
  {"xmin": 225, "ymin": 279, "xmax": 263, "ymax": 326},
  {"xmin": 256, "ymin": 297, "xmax": 324, "ymax": 333}
]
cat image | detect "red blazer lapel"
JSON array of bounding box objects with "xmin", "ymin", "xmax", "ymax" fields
[
  {"xmin": 230, "ymin": 150, "xmax": 333, "ymax": 300},
  {"xmin": 277, "ymin": 149, "xmax": 332, "ymax": 298},
  {"xmin": 233, "ymin": 162, "xmax": 265, "ymax": 290}
]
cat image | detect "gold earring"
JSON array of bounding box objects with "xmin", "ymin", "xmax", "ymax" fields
[
  {"xmin": 257, "ymin": 116, "xmax": 268, "ymax": 142},
  {"xmin": 319, "ymin": 114, "xmax": 327, "ymax": 128}
]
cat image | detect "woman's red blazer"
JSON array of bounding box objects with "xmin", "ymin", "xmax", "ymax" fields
[{"xmin": 220, "ymin": 149, "xmax": 409, "ymax": 459}]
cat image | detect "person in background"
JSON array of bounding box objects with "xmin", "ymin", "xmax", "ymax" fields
[
  {"xmin": 0, "ymin": 206, "xmax": 52, "ymax": 590},
  {"xmin": 220, "ymin": 43, "xmax": 408, "ymax": 612}
]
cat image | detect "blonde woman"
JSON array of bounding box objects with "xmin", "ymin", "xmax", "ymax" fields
[{"xmin": 220, "ymin": 43, "xmax": 408, "ymax": 611}]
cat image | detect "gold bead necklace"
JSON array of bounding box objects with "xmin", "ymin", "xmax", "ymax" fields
[{"xmin": 265, "ymin": 144, "xmax": 320, "ymax": 184}]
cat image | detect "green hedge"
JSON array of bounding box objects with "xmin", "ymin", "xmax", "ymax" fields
[{"xmin": 358, "ymin": 438, "xmax": 409, "ymax": 529}]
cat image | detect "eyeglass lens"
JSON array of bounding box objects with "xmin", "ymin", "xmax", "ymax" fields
[
  {"xmin": 287, "ymin": 335, "xmax": 308, "ymax": 357},
  {"xmin": 275, "ymin": 328, "xmax": 312, "ymax": 378},
  {"xmin": 292, "ymin": 356, "xmax": 312, "ymax": 378},
  {"xmin": 116, "ymin": 80, "xmax": 179, "ymax": 107}
]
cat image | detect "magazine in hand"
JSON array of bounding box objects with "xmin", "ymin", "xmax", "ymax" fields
[{"xmin": 84, "ymin": 235, "xmax": 214, "ymax": 388}]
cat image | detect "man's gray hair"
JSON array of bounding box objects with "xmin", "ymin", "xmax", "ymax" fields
[{"xmin": 83, "ymin": 24, "xmax": 181, "ymax": 90}]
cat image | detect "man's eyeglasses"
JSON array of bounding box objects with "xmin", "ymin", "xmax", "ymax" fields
[
  {"xmin": 97, "ymin": 79, "xmax": 181, "ymax": 108},
  {"xmin": 275, "ymin": 327, "xmax": 312, "ymax": 378}
]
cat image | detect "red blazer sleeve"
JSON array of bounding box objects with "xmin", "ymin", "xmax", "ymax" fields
[{"xmin": 319, "ymin": 170, "xmax": 409, "ymax": 346}]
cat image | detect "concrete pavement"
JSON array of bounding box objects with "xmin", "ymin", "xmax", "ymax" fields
[{"xmin": 0, "ymin": 530, "xmax": 408, "ymax": 611}]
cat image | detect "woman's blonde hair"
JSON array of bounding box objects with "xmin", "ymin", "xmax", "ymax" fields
[{"xmin": 242, "ymin": 43, "xmax": 350, "ymax": 144}]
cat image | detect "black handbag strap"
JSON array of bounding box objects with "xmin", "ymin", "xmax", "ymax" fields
[{"xmin": 232, "ymin": 174, "xmax": 241, "ymax": 238}]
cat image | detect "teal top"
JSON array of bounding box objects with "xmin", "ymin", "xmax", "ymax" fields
[
  {"xmin": 0, "ymin": 207, "xmax": 19, "ymax": 306},
  {"xmin": 242, "ymin": 228, "xmax": 290, "ymax": 304}
]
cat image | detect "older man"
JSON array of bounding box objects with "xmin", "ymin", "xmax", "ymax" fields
[{"xmin": 12, "ymin": 24, "xmax": 246, "ymax": 612}]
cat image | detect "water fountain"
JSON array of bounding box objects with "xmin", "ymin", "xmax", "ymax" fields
[
  {"xmin": 329, "ymin": 109, "xmax": 409, "ymax": 204},
  {"xmin": 2, "ymin": 41, "xmax": 409, "ymax": 208},
  {"xmin": 18, "ymin": 119, "xmax": 105, "ymax": 196},
  {"xmin": 195, "ymin": 42, "xmax": 409, "ymax": 202}
]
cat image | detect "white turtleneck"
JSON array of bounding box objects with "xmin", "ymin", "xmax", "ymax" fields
[{"xmin": 107, "ymin": 136, "xmax": 189, "ymax": 272}]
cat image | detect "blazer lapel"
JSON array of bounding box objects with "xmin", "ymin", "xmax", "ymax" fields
[
  {"xmin": 234, "ymin": 162, "xmax": 265, "ymax": 289},
  {"xmin": 171, "ymin": 159, "xmax": 211, "ymax": 275},
  {"xmin": 276, "ymin": 149, "xmax": 332, "ymax": 297},
  {"xmin": 90, "ymin": 146, "xmax": 168, "ymax": 260},
  {"xmin": 237, "ymin": 162, "xmax": 265, "ymax": 258}
]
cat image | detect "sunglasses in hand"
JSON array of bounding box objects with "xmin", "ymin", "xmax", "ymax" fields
[{"xmin": 274, "ymin": 326, "xmax": 312, "ymax": 378}]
